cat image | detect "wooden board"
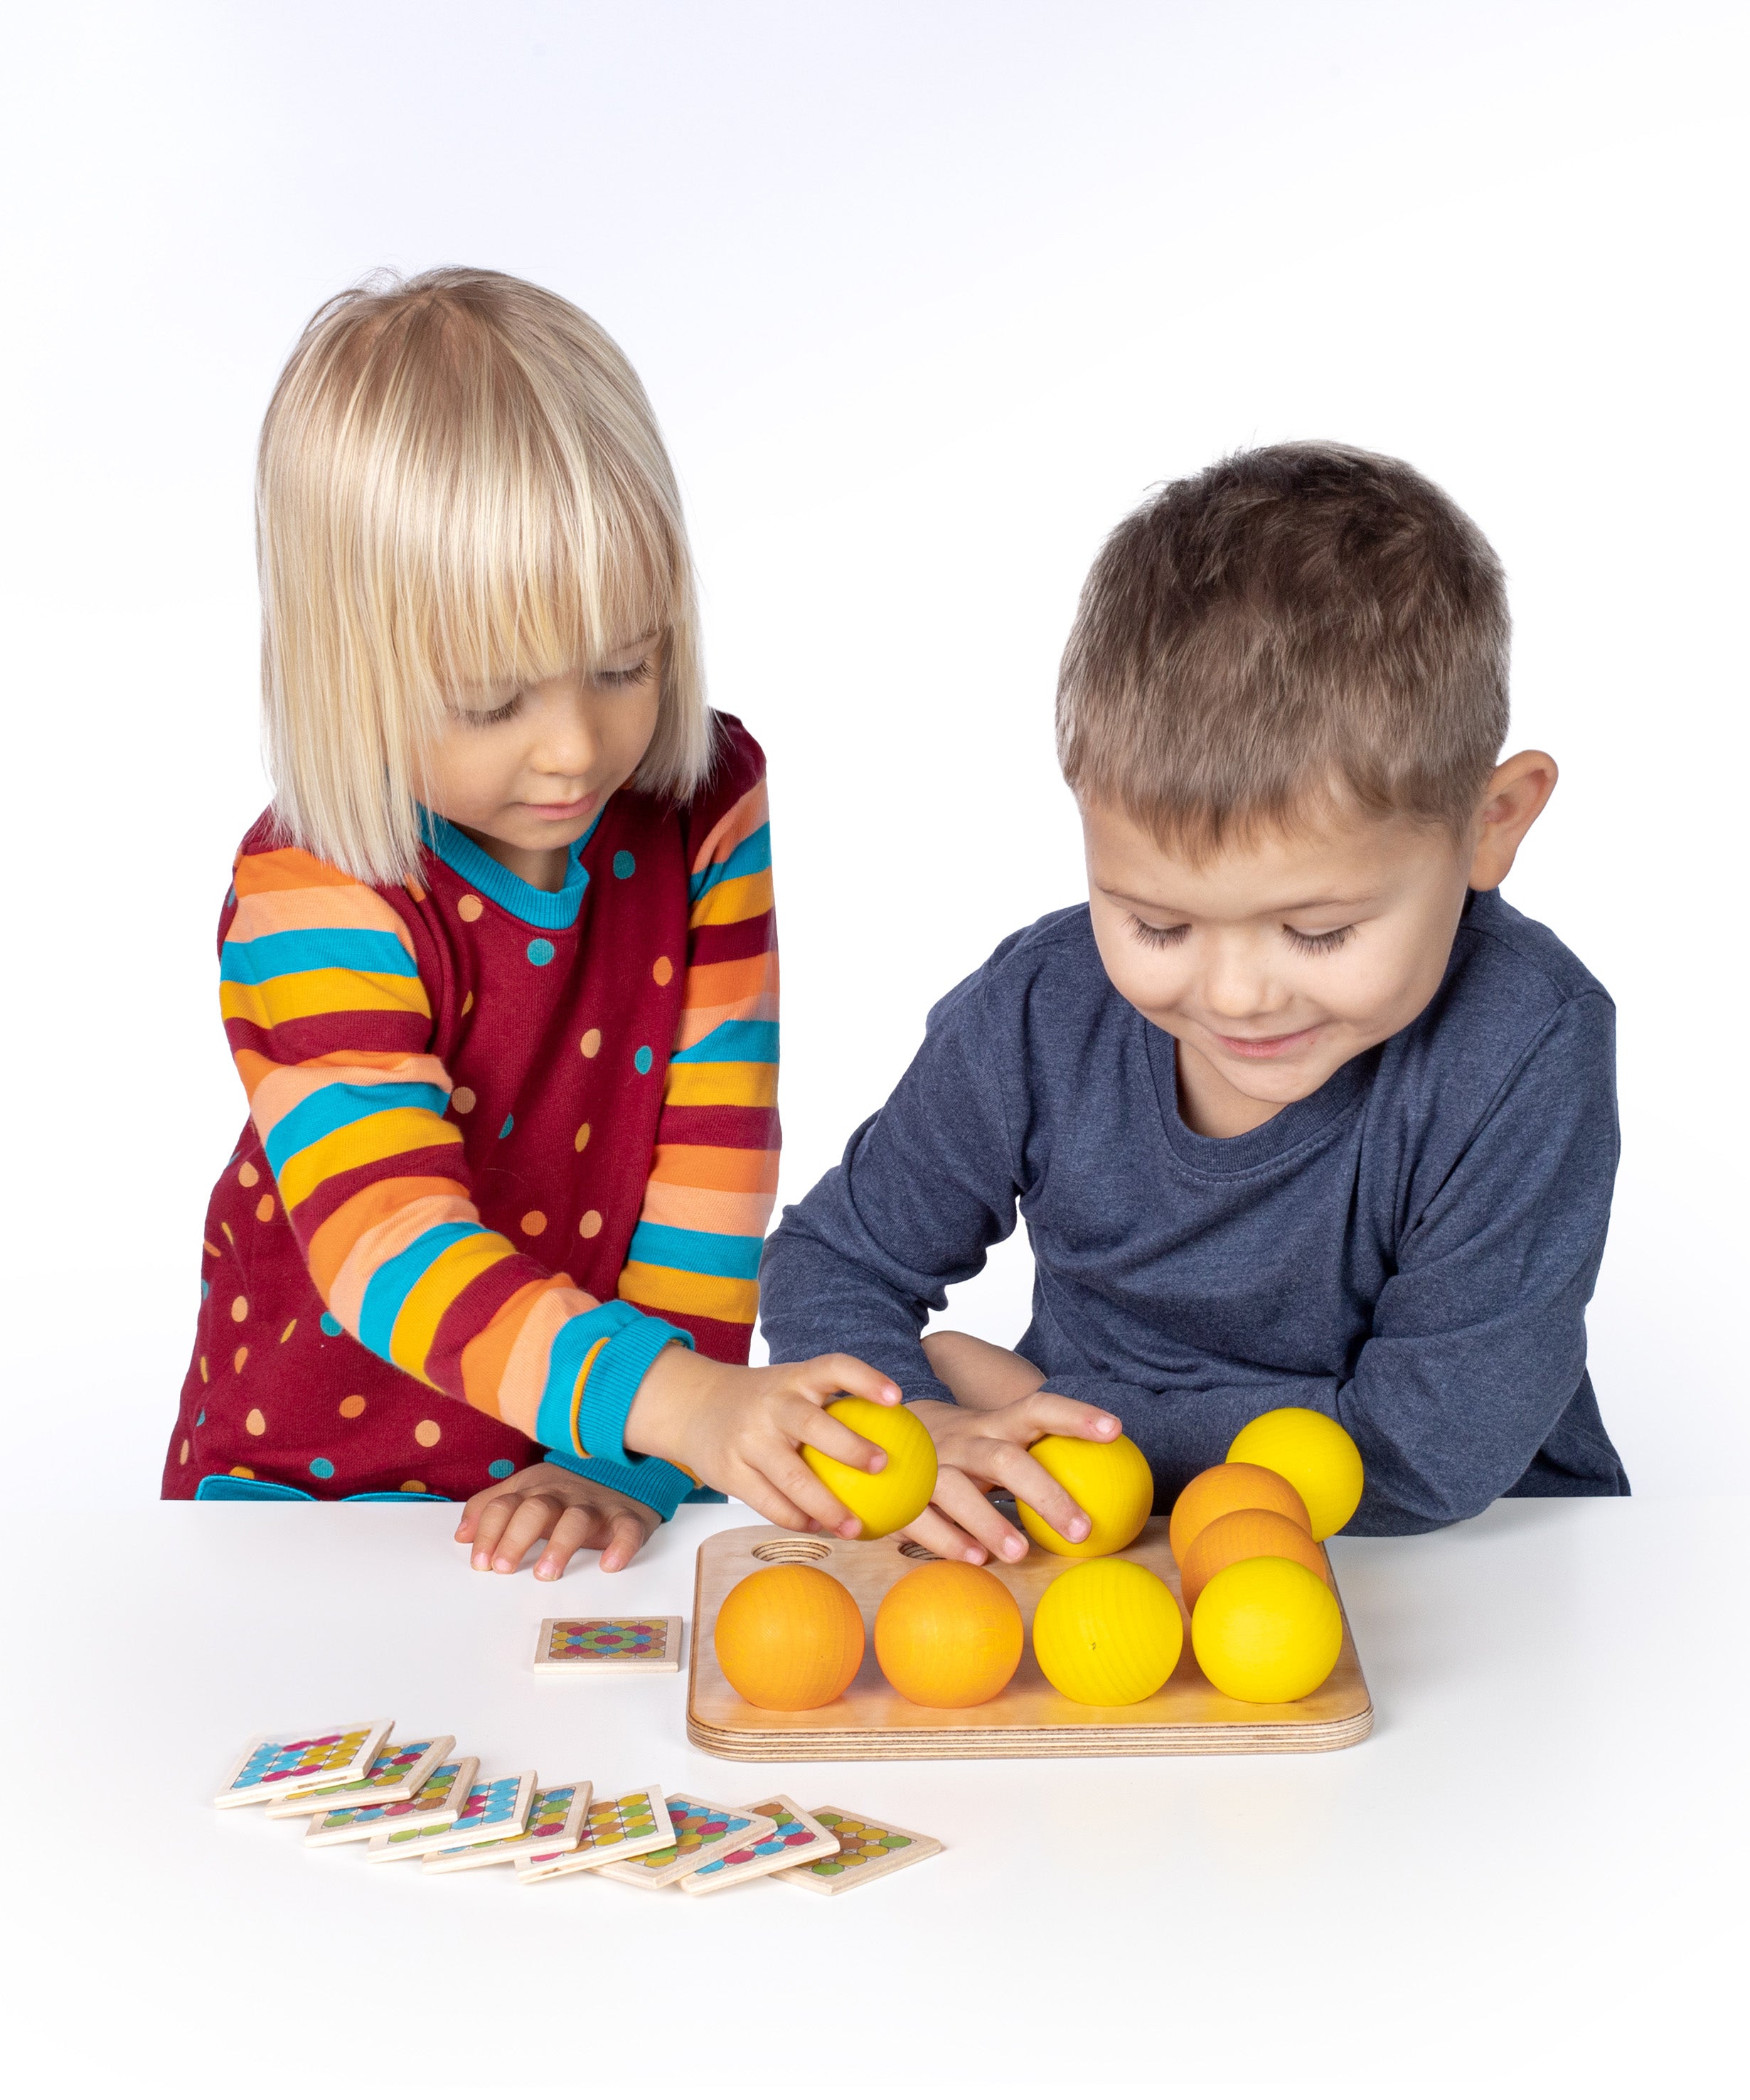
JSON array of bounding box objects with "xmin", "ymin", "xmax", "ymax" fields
[{"xmin": 687, "ymin": 1522, "xmax": 1372, "ymax": 1759}]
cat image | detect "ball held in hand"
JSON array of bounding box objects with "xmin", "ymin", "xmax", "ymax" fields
[
  {"xmin": 801, "ymin": 1397, "xmax": 938, "ymax": 1539},
  {"xmin": 1015, "ymin": 1431, "xmax": 1155, "ymax": 1557}
]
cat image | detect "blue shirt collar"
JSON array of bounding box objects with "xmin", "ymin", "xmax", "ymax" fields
[{"xmin": 416, "ymin": 805, "xmax": 604, "ymax": 929}]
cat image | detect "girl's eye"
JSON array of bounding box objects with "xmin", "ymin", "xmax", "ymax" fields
[
  {"xmin": 594, "ymin": 656, "xmax": 654, "ymax": 690},
  {"xmin": 1129, "ymin": 917, "xmax": 1190, "ymax": 949},
  {"xmin": 1284, "ymin": 925, "xmax": 1354, "ymax": 954},
  {"xmin": 461, "ymin": 695, "xmax": 520, "ymax": 727}
]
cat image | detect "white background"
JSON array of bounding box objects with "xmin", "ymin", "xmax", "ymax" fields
[{"xmin": 2, "ymin": 1, "xmax": 1744, "ymax": 1501}]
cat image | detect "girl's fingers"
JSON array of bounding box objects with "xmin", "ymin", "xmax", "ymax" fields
[
  {"xmin": 469, "ymin": 1493, "xmax": 518, "ymax": 1569},
  {"xmin": 931, "ymin": 1466, "xmax": 1035, "ymax": 1563},
  {"xmin": 784, "ymin": 1401, "xmax": 888, "ymax": 1473},
  {"xmin": 983, "ymin": 1442, "xmax": 1091, "ymax": 1545},
  {"xmin": 534, "ymin": 1503, "xmax": 600, "ymax": 1582},
  {"xmin": 725, "ymin": 1469, "xmax": 821, "ymax": 1536},
  {"xmin": 1018, "ymin": 1392, "xmax": 1121, "ymax": 1443},
  {"xmin": 490, "ymin": 1495, "xmax": 560, "ymax": 1574},
  {"xmin": 806, "ymin": 1355, "xmax": 902, "ymax": 1407},
  {"xmin": 759, "ymin": 1447, "xmax": 863, "ymax": 1537},
  {"xmin": 597, "ymin": 1509, "xmax": 649, "ymax": 1574}
]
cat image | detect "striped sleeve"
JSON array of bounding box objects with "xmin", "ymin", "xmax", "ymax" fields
[
  {"xmin": 615, "ymin": 776, "xmax": 779, "ymax": 1361},
  {"xmin": 221, "ymin": 842, "xmax": 696, "ymax": 1513}
]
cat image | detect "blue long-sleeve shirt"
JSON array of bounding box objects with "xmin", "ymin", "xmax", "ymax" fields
[{"xmin": 760, "ymin": 888, "xmax": 1625, "ymax": 1535}]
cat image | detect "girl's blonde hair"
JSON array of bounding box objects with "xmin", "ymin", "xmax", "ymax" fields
[{"xmin": 258, "ymin": 267, "xmax": 712, "ymax": 885}]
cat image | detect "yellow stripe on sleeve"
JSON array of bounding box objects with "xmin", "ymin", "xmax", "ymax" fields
[
  {"xmin": 618, "ymin": 1262, "xmax": 760, "ymax": 1325},
  {"xmin": 688, "ymin": 868, "xmax": 774, "ymax": 929},
  {"xmin": 663, "ymin": 1060, "xmax": 779, "ymax": 1110},
  {"xmin": 221, "ymin": 967, "xmax": 432, "ymax": 1029},
  {"xmin": 277, "ymin": 1108, "xmax": 464, "ymax": 1212},
  {"xmin": 389, "ymin": 1232, "xmax": 521, "ymax": 1380}
]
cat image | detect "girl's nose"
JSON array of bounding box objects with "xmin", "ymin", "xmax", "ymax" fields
[{"xmin": 529, "ymin": 690, "xmax": 597, "ymax": 778}]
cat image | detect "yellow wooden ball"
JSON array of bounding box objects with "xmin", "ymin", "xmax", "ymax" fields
[
  {"xmin": 1015, "ymin": 1432, "xmax": 1155, "ymax": 1558},
  {"xmin": 801, "ymin": 1398, "xmax": 938, "ymax": 1539},
  {"xmin": 1190, "ymin": 1555, "xmax": 1344, "ymax": 1702},
  {"xmin": 1226, "ymin": 1408, "xmax": 1364, "ymax": 1540},
  {"xmin": 1030, "ymin": 1557, "xmax": 1183, "ymax": 1706}
]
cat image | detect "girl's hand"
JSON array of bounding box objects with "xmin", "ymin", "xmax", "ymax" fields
[
  {"xmin": 898, "ymin": 1392, "xmax": 1122, "ymax": 1566},
  {"xmin": 624, "ymin": 1348, "xmax": 903, "ymax": 1536},
  {"xmin": 454, "ymin": 1464, "xmax": 660, "ymax": 1579}
]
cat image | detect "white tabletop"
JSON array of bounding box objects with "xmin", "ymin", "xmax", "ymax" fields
[{"xmin": 7, "ymin": 1496, "xmax": 1739, "ymax": 2095}]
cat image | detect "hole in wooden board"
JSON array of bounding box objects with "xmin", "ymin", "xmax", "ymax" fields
[
  {"xmin": 749, "ymin": 1537, "xmax": 832, "ymax": 1565},
  {"xmin": 897, "ymin": 1541, "xmax": 940, "ymax": 1561}
]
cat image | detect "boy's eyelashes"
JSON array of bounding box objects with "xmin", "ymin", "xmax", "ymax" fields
[{"xmin": 1125, "ymin": 914, "xmax": 1356, "ymax": 954}]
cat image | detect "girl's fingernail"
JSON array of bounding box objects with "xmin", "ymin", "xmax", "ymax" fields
[
  {"xmin": 536, "ymin": 1562, "xmax": 555, "ymax": 1579},
  {"xmin": 866, "ymin": 1454, "xmax": 887, "ymax": 1471},
  {"xmin": 964, "ymin": 1547, "xmax": 986, "ymax": 1565},
  {"xmin": 471, "ymin": 1552, "xmax": 489, "ymax": 1569},
  {"xmin": 1002, "ymin": 1537, "xmax": 1025, "ymax": 1560},
  {"xmin": 493, "ymin": 1555, "xmax": 514, "ymax": 1572},
  {"xmin": 1067, "ymin": 1519, "xmax": 1091, "ymax": 1540}
]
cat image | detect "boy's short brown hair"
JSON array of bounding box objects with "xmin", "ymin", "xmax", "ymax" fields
[{"xmin": 1056, "ymin": 442, "xmax": 1510, "ymax": 854}]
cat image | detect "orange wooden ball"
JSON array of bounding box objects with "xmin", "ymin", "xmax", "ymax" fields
[
  {"xmin": 873, "ymin": 1561, "xmax": 1024, "ymax": 1709},
  {"xmin": 1168, "ymin": 1462, "xmax": 1313, "ymax": 1565},
  {"xmin": 713, "ymin": 1562, "xmax": 865, "ymax": 1711},
  {"xmin": 1178, "ymin": 1506, "xmax": 1331, "ymax": 1613}
]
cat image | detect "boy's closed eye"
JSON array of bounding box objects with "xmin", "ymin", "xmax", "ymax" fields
[{"xmin": 1126, "ymin": 913, "xmax": 1355, "ymax": 954}]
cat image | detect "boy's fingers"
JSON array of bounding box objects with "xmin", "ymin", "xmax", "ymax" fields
[
  {"xmin": 931, "ymin": 1466, "xmax": 1034, "ymax": 1562},
  {"xmin": 490, "ymin": 1496, "xmax": 559, "ymax": 1573},
  {"xmin": 899, "ymin": 1498, "xmax": 991, "ymax": 1565},
  {"xmin": 1020, "ymin": 1393, "xmax": 1121, "ymax": 1442}
]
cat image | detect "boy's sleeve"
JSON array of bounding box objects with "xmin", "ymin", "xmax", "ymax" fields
[
  {"xmin": 223, "ymin": 842, "xmax": 696, "ymax": 1518},
  {"xmin": 549, "ymin": 742, "xmax": 781, "ymax": 1503},
  {"xmin": 1023, "ymin": 996, "xmax": 1621, "ymax": 1534},
  {"xmin": 759, "ymin": 967, "xmax": 1022, "ymax": 1403}
]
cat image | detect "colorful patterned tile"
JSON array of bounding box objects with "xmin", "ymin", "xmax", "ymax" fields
[
  {"xmin": 365, "ymin": 1771, "xmax": 535, "ymax": 1862},
  {"xmin": 771, "ymin": 1808, "xmax": 942, "ymax": 1897},
  {"xmin": 213, "ymin": 1720, "xmax": 393, "ymax": 1808},
  {"xmin": 532, "ymin": 1616, "xmax": 683, "ymax": 1675},
  {"xmin": 518, "ymin": 1786, "xmax": 675, "ymax": 1884},
  {"xmin": 593, "ymin": 1796, "xmax": 777, "ymax": 1891},
  {"xmin": 425, "ymin": 1781, "xmax": 589, "ymax": 1875},
  {"xmin": 679, "ymin": 1796, "xmax": 840, "ymax": 1894},
  {"xmin": 306, "ymin": 1757, "xmax": 477, "ymax": 1846},
  {"xmin": 267, "ymin": 1735, "xmax": 454, "ymax": 1818}
]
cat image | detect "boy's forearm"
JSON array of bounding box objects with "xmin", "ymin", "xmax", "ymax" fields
[{"xmin": 758, "ymin": 1208, "xmax": 953, "ymax": 1405}]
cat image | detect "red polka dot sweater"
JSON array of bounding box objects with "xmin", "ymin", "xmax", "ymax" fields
[{"xmin": 161, "ymin": 713, "xmax": 779, "ymax": 1515}]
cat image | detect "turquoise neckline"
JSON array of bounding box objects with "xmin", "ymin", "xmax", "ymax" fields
[{"xmin": 417, "ymin": 806, "xmax": 604, "ymax": 929}]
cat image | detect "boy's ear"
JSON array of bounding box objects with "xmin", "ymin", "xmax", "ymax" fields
[{"xmin": 1468, "ymin": 750, "xmax": 1558, "ymax": 891}]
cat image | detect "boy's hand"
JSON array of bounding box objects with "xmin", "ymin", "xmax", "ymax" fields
[
  {"xmin": 625, "ymin": 1346, "xmax": 903, "ymax": 1537},
  {"xmin": 454, "ymin": 1464, "xmax": 660, "ymax": 1579},
  {"xmin": 900, "ymin": 1392, "xmax": 1122, "ymax": 1565}
]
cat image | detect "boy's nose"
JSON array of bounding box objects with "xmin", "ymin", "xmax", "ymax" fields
[{"xmin": 1199, "ymin": 940, "xmax": 1274, "ymax": 1020}]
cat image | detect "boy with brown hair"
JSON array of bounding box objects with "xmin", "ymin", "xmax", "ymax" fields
[{"xmin": 760, "ymin": 443, "xmax": 1625, "ymax": 1556}]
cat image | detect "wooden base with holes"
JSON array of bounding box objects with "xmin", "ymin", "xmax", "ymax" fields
[{"xmin": 687, "ymin": 1522, "xmax": 1372, "ymax": 1759}]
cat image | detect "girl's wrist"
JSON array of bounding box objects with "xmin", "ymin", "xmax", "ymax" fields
[{"xmin": 623, "ymin": 1340, "xmax": 712, "ymax": 1467}]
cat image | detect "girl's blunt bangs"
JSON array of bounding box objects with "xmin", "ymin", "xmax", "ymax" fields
[{"xmin": 257, "ymin": 270, "xmax": 713, "ymax": 888}]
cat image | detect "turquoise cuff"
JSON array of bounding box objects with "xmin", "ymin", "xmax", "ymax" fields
[
  {"xmin": 576, "ymin": 1316, "xmax": 695, "ymax": 1467},
  {"xmin": 533, "ymin": 1302, "xmax": 645, "ymax": 1454},
  {"xmin": 541, "ymin": 1446, "xmax": 697, "ymax": 1522}
]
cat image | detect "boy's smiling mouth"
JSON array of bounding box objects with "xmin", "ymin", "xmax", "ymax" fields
[{"xmin": 1207, "ymin": 1025, "xmax": 1323, "ymax": 1060}]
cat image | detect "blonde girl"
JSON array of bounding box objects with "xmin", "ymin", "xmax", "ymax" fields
[{"xmin": 164, "ymin": 268, "xmax": 896, "ymax": 1574}]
